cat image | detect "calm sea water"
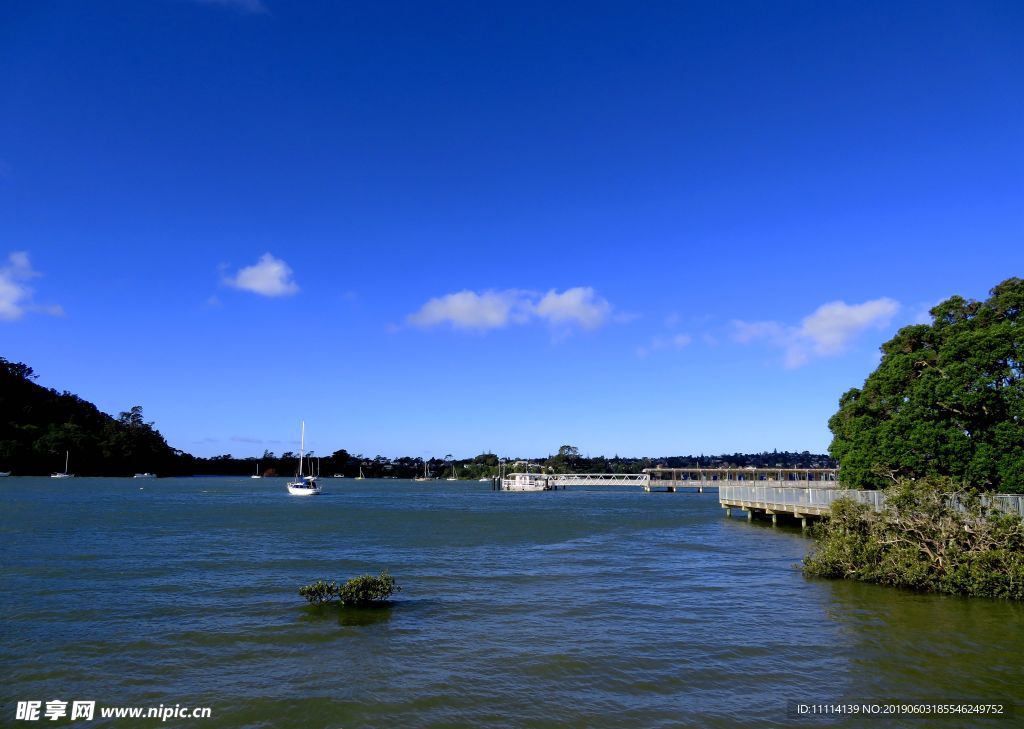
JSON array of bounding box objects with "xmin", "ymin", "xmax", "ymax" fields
[{"xmin": 1, "ymin": 477, "xmax": 1022, "ymax": 728}]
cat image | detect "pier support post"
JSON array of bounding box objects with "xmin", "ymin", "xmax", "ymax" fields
[
  {"xmin": 745, "ymin": 508, "xmax": 752, "ymax": 522},
  {"xmin": 771, "ymin": 513, "xmax": 777, "ymax": 526},
  {"xmin": 725, "ymin": 508, "xmax": 732, "ymax": 517}
]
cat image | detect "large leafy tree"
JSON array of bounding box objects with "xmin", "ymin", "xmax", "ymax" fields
[{"xmin": 829, "ymin": 278, "xmax": 1024, "ymax": 492}]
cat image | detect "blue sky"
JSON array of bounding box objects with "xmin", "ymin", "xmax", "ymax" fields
[{"xmin": 2, "ymin": 0, "xmax": 1022, "ymax": 459}]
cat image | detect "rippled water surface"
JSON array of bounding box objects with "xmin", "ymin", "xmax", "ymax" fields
[{"xmin": 2, "ymin": 478, "xmax": 1022, "ymax": 727}]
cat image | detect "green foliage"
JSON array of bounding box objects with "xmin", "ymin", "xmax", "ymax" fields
[
  {"xmin": 299, "ymin": 571, "xmax": 400, "ymax": 606},
  {"xmin": 298, "ymin": 580, "xmax": 339, "ymax": 605},
  {"xmin": 829, "ymin": 278, "xmax": 1024, "ymax": 491},
  {"xmin": 804, "ymin": 478, "xmax": 1024, "ymax": 599},
  {"xmin": 338, "ymin": 571, "xmax": 399, "ymax": 605},
  {"xmin": 0, "ymin": 357, "xmax": 179, "ymax": 476}
]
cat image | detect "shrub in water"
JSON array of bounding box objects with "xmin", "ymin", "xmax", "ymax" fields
[
  {"xmin": 298, "ymin": 579, "xmax": 339, "ymax": 605},
  {"xmin": 804, "ymin": 477, "xmax": 1024, "ymax": 599},
  {"xmin": 338, "ymin": 570, "xmax": 399, "ymax": 606},
  {"xmin": 299, "ymin": 571, "xmax": 399, "ymax": 606}
]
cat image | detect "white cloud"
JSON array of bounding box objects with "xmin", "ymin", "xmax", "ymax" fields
[
  {"xmin": 637, "ymin": 333, "xmax": 693, "ymax": 358},
  {"xmin": 534, "ymin": 287, "xmax": 611, "ymax": 330},
  {"xmin": 407, "ymin": 290, "xmax": 529, "ymax": 330},
  {"xmin": 407, "ymin": 287, "xmax": 614, "ymax": 333},
  {"xmin": 731, "ymin": 297, "xmax": 900, "ymax": 368},
  {"xmin": 224, "ymin": 253, "xmax": 299, "ymax": 297},
  {"xmin": 0, "ymin": 251, "xmax": 63, "ymax": 321}
]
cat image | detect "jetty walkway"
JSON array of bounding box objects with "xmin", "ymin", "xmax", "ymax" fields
[
  {"xmin": 719, "ymin": 484, "xmax": 1024, "ymax": 527},
  {"xmin": 641, "ymin": 467, "xmax": 838, "ymax": 492}
]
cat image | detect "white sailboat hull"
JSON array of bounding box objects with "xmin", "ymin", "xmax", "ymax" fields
[{"xmin": 287, "ymin": 482, "xmax": 321, "ymax": 496}]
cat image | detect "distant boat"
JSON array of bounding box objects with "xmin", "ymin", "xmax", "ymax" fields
[
  {"xmin": 478, "ymin": 476, "xmax": 490, "ymax": 482},
  {"xmin": 414, "ymin": 462, "xmax": 433, "ymax": 482},
  {"xmin": 251, "ymin": 462, "xmax": 262, "ymax": 479},
  {"xmin": 51, "ymin": 451, "xmax": 74, "ymax": 479},
  {"xmin": 0, "ymin": 471, "xmax": 10, "ymax": 477},
  {"xmin": 355, "ymin": 467, "xmax": 365, "ymax": 480},
  {"xmin": 446, "ymin": 464, "xmax": 458, "ymax": 481},
  {"xmin": 133, "ymin": 473, "xmax": 156, "ymax": 479},
  {"xmin": 286, "ymin": 422, "xmax": 320, "ymax": 496},
  {"xmin": 332, "ymin": 474, "xmax": 345, "ymax": 479}
]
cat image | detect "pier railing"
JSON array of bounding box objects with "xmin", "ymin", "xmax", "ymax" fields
[
  {"xmin": 549, "ymin": 474, "xmax": 651, "ymax": 487},
  {"xmin": 720, "ymin": 485, "xmax": 1024, "ymax": 519},
  {"xmin": 720, "ymin": 485, "xmax": 884, "ymax": 514}
]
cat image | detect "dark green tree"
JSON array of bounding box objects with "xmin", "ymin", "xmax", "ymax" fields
[{"xmin": 829, "ymin": 278, "xmax": 1024, "ymax": 491}]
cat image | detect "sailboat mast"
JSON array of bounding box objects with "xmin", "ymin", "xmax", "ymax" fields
[
  {"xmin": 65, "ymin": 450, "xmax": 69, "ymax": 474},
  {"xmin": 299, "ymin": 421, "xmax": 305, "ymax": 477}
]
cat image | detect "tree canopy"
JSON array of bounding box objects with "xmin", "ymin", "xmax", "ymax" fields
[{"xmin": 828, "ymin": 278, "xmax": 1024, "ymax": 492}]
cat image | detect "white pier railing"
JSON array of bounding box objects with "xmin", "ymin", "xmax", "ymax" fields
[
  {"xmin": 549, "ymin": 473, "xmax": 651, "ymax": 488},
  {"xmin": 720, "ymin": 485, "xmax": 1024, "ymax": 520}
]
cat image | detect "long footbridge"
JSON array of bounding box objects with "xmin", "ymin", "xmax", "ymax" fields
[
  {"xmin": 499, "ymin": 467, "xmax": 839, "ymax": 492},
  {"xmin": 642, "ymin": 467, "xmax": 839, "ymax": 492},
  {"xmin": 496, "ymin": 467, "xmax": 1024, "ymax": 526}
]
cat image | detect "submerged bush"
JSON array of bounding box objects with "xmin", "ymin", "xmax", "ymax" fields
[
  {"xmin": 804, "ymin": 478, "xmax": 1024, "ymax": 599},
  {"xmin": 299, "ymin": 571, "xmax": 400, "ymax": 606},
  {"xmin": 337, "ymin": 570, "xmax": 399, "ymax": 605},
  {"xmin": 298, "ymin": 579, "xmax": 339, "ymax": 605}
]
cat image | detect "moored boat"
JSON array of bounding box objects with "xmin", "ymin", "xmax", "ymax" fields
[
  {"xmin": 51, "ymin": 451, "xmax": 74, "ymax": 479},
  {"xmin": 500, "ymin": 472, "xmax": 553, "ymax": 491},
  {"xmin": 286, "ymin": 422, "xmax": 321, "ymax": 496}
]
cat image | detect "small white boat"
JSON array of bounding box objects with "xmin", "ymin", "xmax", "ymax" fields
[
  {"xmin": 500, "ymin": 472, "xmax": 553, "ymax": 492},
  {"xmin": 414, "ymin": 462, "xmax": 433, "ymax": 481},
  {"xmin": 478, "ymin": 476, "xmax": 490, "ymax": 482},
  {"xmin": 286, "ymin": 422, "xmax": 321, "ymax": 496},
  {"xmin": 332, "ymin": 474, "xmax": 345, "ymax": 478},
  {"xmin": 354, "ymin": 467, "xmax": 365, "ymax": 480},
  {"xmin": 0, "ymin": 471, "xmax": 10, "ymax": 477},
  {"xmin": 51, "ymin": 451, "xmax": 74, "ymax": 479},
  {"xmin": 133, "ymin": 473, "xmax": 156, "ymax": 479},
  {"xmin": 252, "ymin": 461, "xmax": 262, "ymax": 479},
  {"xmin": 446, "ymin": 465, "xmax": 458, "ymax": 481}
]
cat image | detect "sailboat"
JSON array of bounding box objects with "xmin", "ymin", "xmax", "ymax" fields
[
  {"xmin": 252, "ymin": 461, "xmax": 262, "ymax": 479},
  {"xmin": 286, "ymin": 422, "xmax": 320, "ymax": 496},
  {"xmin": 355, "ymin": 467, "xmax": 365, "ymax": 480},
  {"xmin": 414, "ymin": 462, "xmax": 432, "ymax": 481},
  {"xmin": 51, "ymin": 451, "xmax": 74, "ymax": 479},
  {"xmin": 446, "ymin": 465, "xmax": 458, "ymax": 481}
]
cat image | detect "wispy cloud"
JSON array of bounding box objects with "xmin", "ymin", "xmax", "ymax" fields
[
  {"xmin": 230, "ymin": 435, "xmax": 265, "ymax": 444},
  {"xmin": 194, "ymin": 0, "xmax": 269, "ymax": 14},
  {"xmin": 534, "ymin": 288, "xmax": 612, "ymax": 330},
  {"xmin": 407, "ymin": 287, "xmax": 614, "ymax": 333},
  {"xmin": 224, "ymin": 253, "xmax": 299, "ymax": 297},
  {"xmin": 731, "ymin": 297, "xmax": 900, "ymax": 368},
  {"xmin": 0, "ymin": 252, "xmax": 63, "ymax": 322},
  {"xmin": 637, "ymin": 333, "xmax": 693, "ymax": 358}
]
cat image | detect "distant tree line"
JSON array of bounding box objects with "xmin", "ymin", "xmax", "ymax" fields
[{"xmin": 0, "ymin": 357, "xmax": 833, "ymax": 477}]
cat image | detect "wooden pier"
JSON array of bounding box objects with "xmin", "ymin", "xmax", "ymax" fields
[
  {"xmin": 718, "ymin": 484, "xmax": 1024, "ymax": 528},
  {"xmin": 642, "ymin": 467, "xmax": 838, "ymax": 493}
]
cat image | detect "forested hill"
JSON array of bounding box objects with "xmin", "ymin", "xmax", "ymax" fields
[
  {"xmin": 0, "ymin": 358, "xmax": 180, "ymax": 476},
  {"xmin": 0, "ymin": 357, "xmax": 833, "ymax": 477}
]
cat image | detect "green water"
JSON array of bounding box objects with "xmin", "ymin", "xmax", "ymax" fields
[{"xmin": 1, "ymin": 478, "xmax": 1021, "ymax": 727}]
